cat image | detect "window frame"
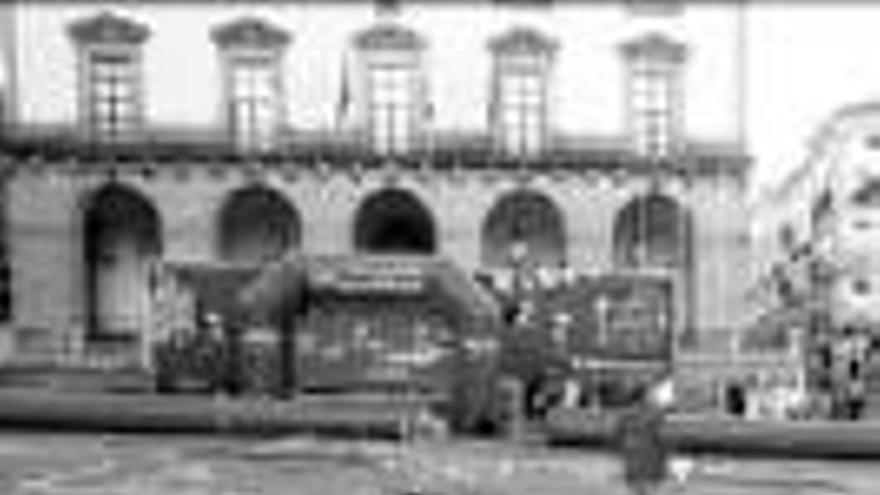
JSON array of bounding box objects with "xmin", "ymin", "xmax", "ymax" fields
[
  {"xmin": 366, "ymin": 59, "xmax": 419, "ymax": 155},
  {"xmin": 623, "ymin": 37, "xmax": 686, "ymax": 159},
  {"xmin": 358, "ymin": 45, "xmax": 426, "ymax": 155},
  {"xmin": 494, "ymin": 63, "xmax": 548, "ymax": 157},
  {"xmin": 489, "ymin": 28, "xmax": 556, "ymax": 158},
  {"xmin": 220, "ymin": 48, "xmax": 286, "ymax": 152},
  {"xmin": 78, "ymin": 43, "xmax": 145, "ymax": 141}
]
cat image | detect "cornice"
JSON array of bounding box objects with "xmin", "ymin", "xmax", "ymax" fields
[
  {"xmin": 68, "ymin": 11, "xmax": 150, "ymax": 46},
  {"xmin": 489, "ymin": 26, "xmax": 558, "ymax": 56},
  {"xmin": 620, "ymin": 31, "xmax": 687, "ymax": 63},
  {"xmin": 211, "ymin": 16, "xmax": 291, "ymax": 50},
  {"xmin": 354, "ymin": 22, "xmax": 425, "ymax": 52}
]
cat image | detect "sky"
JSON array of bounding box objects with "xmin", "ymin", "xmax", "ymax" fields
[
  {"xmin": 2, "ymin": 3, "xmax": 879, "ymax": 197},
  {"xmin": 747, "ymin": 4, "xmax": 880, "ymax": 195}
]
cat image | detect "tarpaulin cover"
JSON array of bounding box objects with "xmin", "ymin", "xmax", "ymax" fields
[
  {"xmin": 159, "ymin": 262, "xmax": 262, "ymax": 326},
  {"xmin": 240, "ymin": 253, "xmax": 501, "ymax": 328}
]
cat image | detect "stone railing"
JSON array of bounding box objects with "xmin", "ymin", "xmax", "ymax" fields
[{"xmin": 5, "ymin": 326, "xmax": 145, "ymax": 371}]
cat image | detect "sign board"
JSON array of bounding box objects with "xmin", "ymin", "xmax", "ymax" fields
[{"xmin": 310, "ymin": 261, "xmax": 426, "ymax": 295}]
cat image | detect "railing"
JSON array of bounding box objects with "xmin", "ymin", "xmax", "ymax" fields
[
  {"xmin": 1, "ymin": 123, "xmax": 746, "ymax": 175},
  {"xmin": 7, "ymin": 326, "xmax": 145, "ymax": 371}
]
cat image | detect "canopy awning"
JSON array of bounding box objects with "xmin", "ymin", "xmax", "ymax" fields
[
  {"xmin": 240, "ymin": 254, "xmax": 501, "ymax": 327},
  {"xmin": 159, "ymin": 261, "xmax": 262, "ymax": 326}
]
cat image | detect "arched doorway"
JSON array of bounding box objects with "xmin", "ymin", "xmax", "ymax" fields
[
  {"xmin": 83, "ymin": 184, "xmax": 162, "ymax": 338},
  {"xmin": 613, "ymin": 193, "xmax": 692, "ymax": 270},
  {"xmin": 613, "ymin": 193, "xmax": 694, "ymax": 341},
  {"xmin": 218, "ymin": 186, "xmax": 301, "ymax": 264},
  {"xmin": 354, "ymin": 189, "xmax": 436, "ymax": 254},
  {"xmin": 481, "ymin": 189, "xmax": 566, "ymax": 268}
]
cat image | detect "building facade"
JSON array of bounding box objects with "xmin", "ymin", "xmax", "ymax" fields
[
  {"xmin": 0, "ymin": 1, "xmax": 750, "ymax": 365},
  {"xmin": 753, "ymin": 104, "xmax": 880, "ymax": 335},
  {"xmin": 751, "ymin": 103, "xmax": 880, "ymax": 416}
]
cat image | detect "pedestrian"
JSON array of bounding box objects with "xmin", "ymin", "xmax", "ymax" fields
[{"xmin": 615, "ymin": 376, "xmax": 675, "ymax": 495}]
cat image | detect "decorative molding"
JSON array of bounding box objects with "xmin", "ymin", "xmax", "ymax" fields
[
  {"xmin": 489, "ymin": 26, "xmax": 558, "ymax": 55},
  {"xmin": 315, "ymin": 160, "xmax": 332, "ymax": 181},
  {"xmin": 172, "ymin": 165, "xmax": 191, "ymax": 183},
  {"xmin": 379, "ymin": 159, "xmax": 402, "ymax": 186},
  {"xmin": 513, "ymin": 167, "xmax": 533, "ymax": 186},
  {"xmin": 620, "ymin": 32, "xmax": 687, "ymax": 63},
  {"xmin": 354, "ymin": 22, "xmax": 425, "ymax": 52},
  {"xmin": 211, "ymin": 17, "xmax": 291, "ymax": 50},
  {"xmin": 69, "ymin": 11, "xmax": 150, "ymax": 45},
  {"xmin": 625, "ymin": 0, "xmax": 685, "ymax": 17}
]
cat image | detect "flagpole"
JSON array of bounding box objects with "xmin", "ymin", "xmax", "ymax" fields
[{"xmin": 336, "ymin": 51, "xmax": 351, "ymax": 131}]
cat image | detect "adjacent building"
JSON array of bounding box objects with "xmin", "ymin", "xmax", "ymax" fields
[{"xmin": 751, "ymin": 103, "xmax": 880, "ymax": 417}]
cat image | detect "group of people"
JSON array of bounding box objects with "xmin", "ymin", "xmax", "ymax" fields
[{"xmin": 154, "ymin": 312, "xmax": 241, "ymax": 395}]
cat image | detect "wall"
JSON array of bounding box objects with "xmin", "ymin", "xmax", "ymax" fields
[{"xmin": 8, "ymin": 2, "xmax": 743, "ymax": 144}]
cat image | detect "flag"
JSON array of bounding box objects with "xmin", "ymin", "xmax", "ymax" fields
[{"xmin": 336, "ymin": 54, "xmax": 351, "ymax": 128}]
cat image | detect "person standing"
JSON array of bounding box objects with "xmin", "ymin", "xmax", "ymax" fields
[{"xmin": 615, "ymin": 376, "xmax": 675, "ymax": 495}]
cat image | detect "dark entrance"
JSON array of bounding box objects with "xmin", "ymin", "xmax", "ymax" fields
[
  {"xmin": 354, "ymin": 189, "xmax": 436, "ymax": 254},
  {"xmin": 726, "ymin": 383, "xmax": 746, "ymax": 416}
]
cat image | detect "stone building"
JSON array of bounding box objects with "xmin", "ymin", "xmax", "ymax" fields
[
  {"xmin": 750, "ymin": 103, "xmax": 880, "ymax": 417},
  {"xmin": 0, "ymin": 1, "xmax": 750, "ymax": 366},
  {"xmin": 752, "ymin": 104, "xmax": 880, "ymax": 337}
]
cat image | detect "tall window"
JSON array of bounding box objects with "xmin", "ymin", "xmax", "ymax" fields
[
  {"xmin": 368, "ymin": 62, "xmax": 417, "ymax": 154},
  {"xmin": 227, "ymin": 54, "xmax": 281, "ymax": 151},
  {"xmin": 622, "ymin": 33, "xmax": 686, "ymax": 159},
  {"xmin": 69, "ymin": 12, "xmax": 149, "ymax": 140},
  {"xmin": 355, "ymin": 23, "xmax": 427, "ymax": 155},
  {"xmin": 490, "ymin": 27, "xmax": 556, "ymax": 157},
  {"xmin": 87, "ymin": 50, "xmax": 140, "ymax": 138},
  {"xmin": 497, "ymin": 63, "xmax": 545, "ymax": 156},
  {"xmin": 213, "ymin": 17, "xmax": 290, "ymax": 152}
]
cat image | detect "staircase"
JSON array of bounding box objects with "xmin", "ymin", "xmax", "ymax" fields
[{"xmin": 0, "ymin": 365, "xmax": 154, "ymax": 393}]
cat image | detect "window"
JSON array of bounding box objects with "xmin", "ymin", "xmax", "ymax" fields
[
  {"xmin": 497, "ymin": 69, "xmax": 545, "ymax": 155},
  {"xmin": 355, "ymin": 23, "xmax": 427, "ymax": 155},
  {"xmin": 212, "ymin": 17, "xmax": 290, "ymax": 152},
  {"xmin": 87, "ymin": 51, "xmax": 140, "ymax": 137},
  {"xmin": 227, "ymin": 54, "xmax": 281, "ymax": 151},
  {"xmin": 631, "ymin": 64, "xmax": 675, "ymax": 157},
  {"xmin": 368, "ymin": 62, "xmax": 417, "ymax": 154},
  {"xmin": 622, "ymin": 33, "xmax": 686, "ymax": 159},
  {"xmin": 490, "ymin": 27, "xmax": 556, "ymax": 157},
  {"xmin": 69, "ymin": 12, "xmax": 150, "ymax": 140}
]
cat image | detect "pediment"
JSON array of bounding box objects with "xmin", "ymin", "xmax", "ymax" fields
[
  {"xmin": 212, "ymin": 17, "xmax": 291, "ymax": 49},
  {"xmin": 621, "ymin": 32, "xmax": 687, "ymax": 62},
  {"xmin": 489, "ymin": 26, "xmax": 557, "ymax": 55},
  {"xmin": 69, "ymin": 11, "xmax": 150, "ymax": 45},
  {"xmin": 354, "ymin": 23, "xmax": 425, "ymax": 52}
]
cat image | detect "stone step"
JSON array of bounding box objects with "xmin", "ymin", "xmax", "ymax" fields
[{"xmin": 0, "ymin": 367, "xmax": 153, "ymax": 394}]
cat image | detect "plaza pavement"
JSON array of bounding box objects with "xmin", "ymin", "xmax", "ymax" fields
[{"xmin": 0, "ymin": 433, "xmax": 870, "ymax": 495}]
